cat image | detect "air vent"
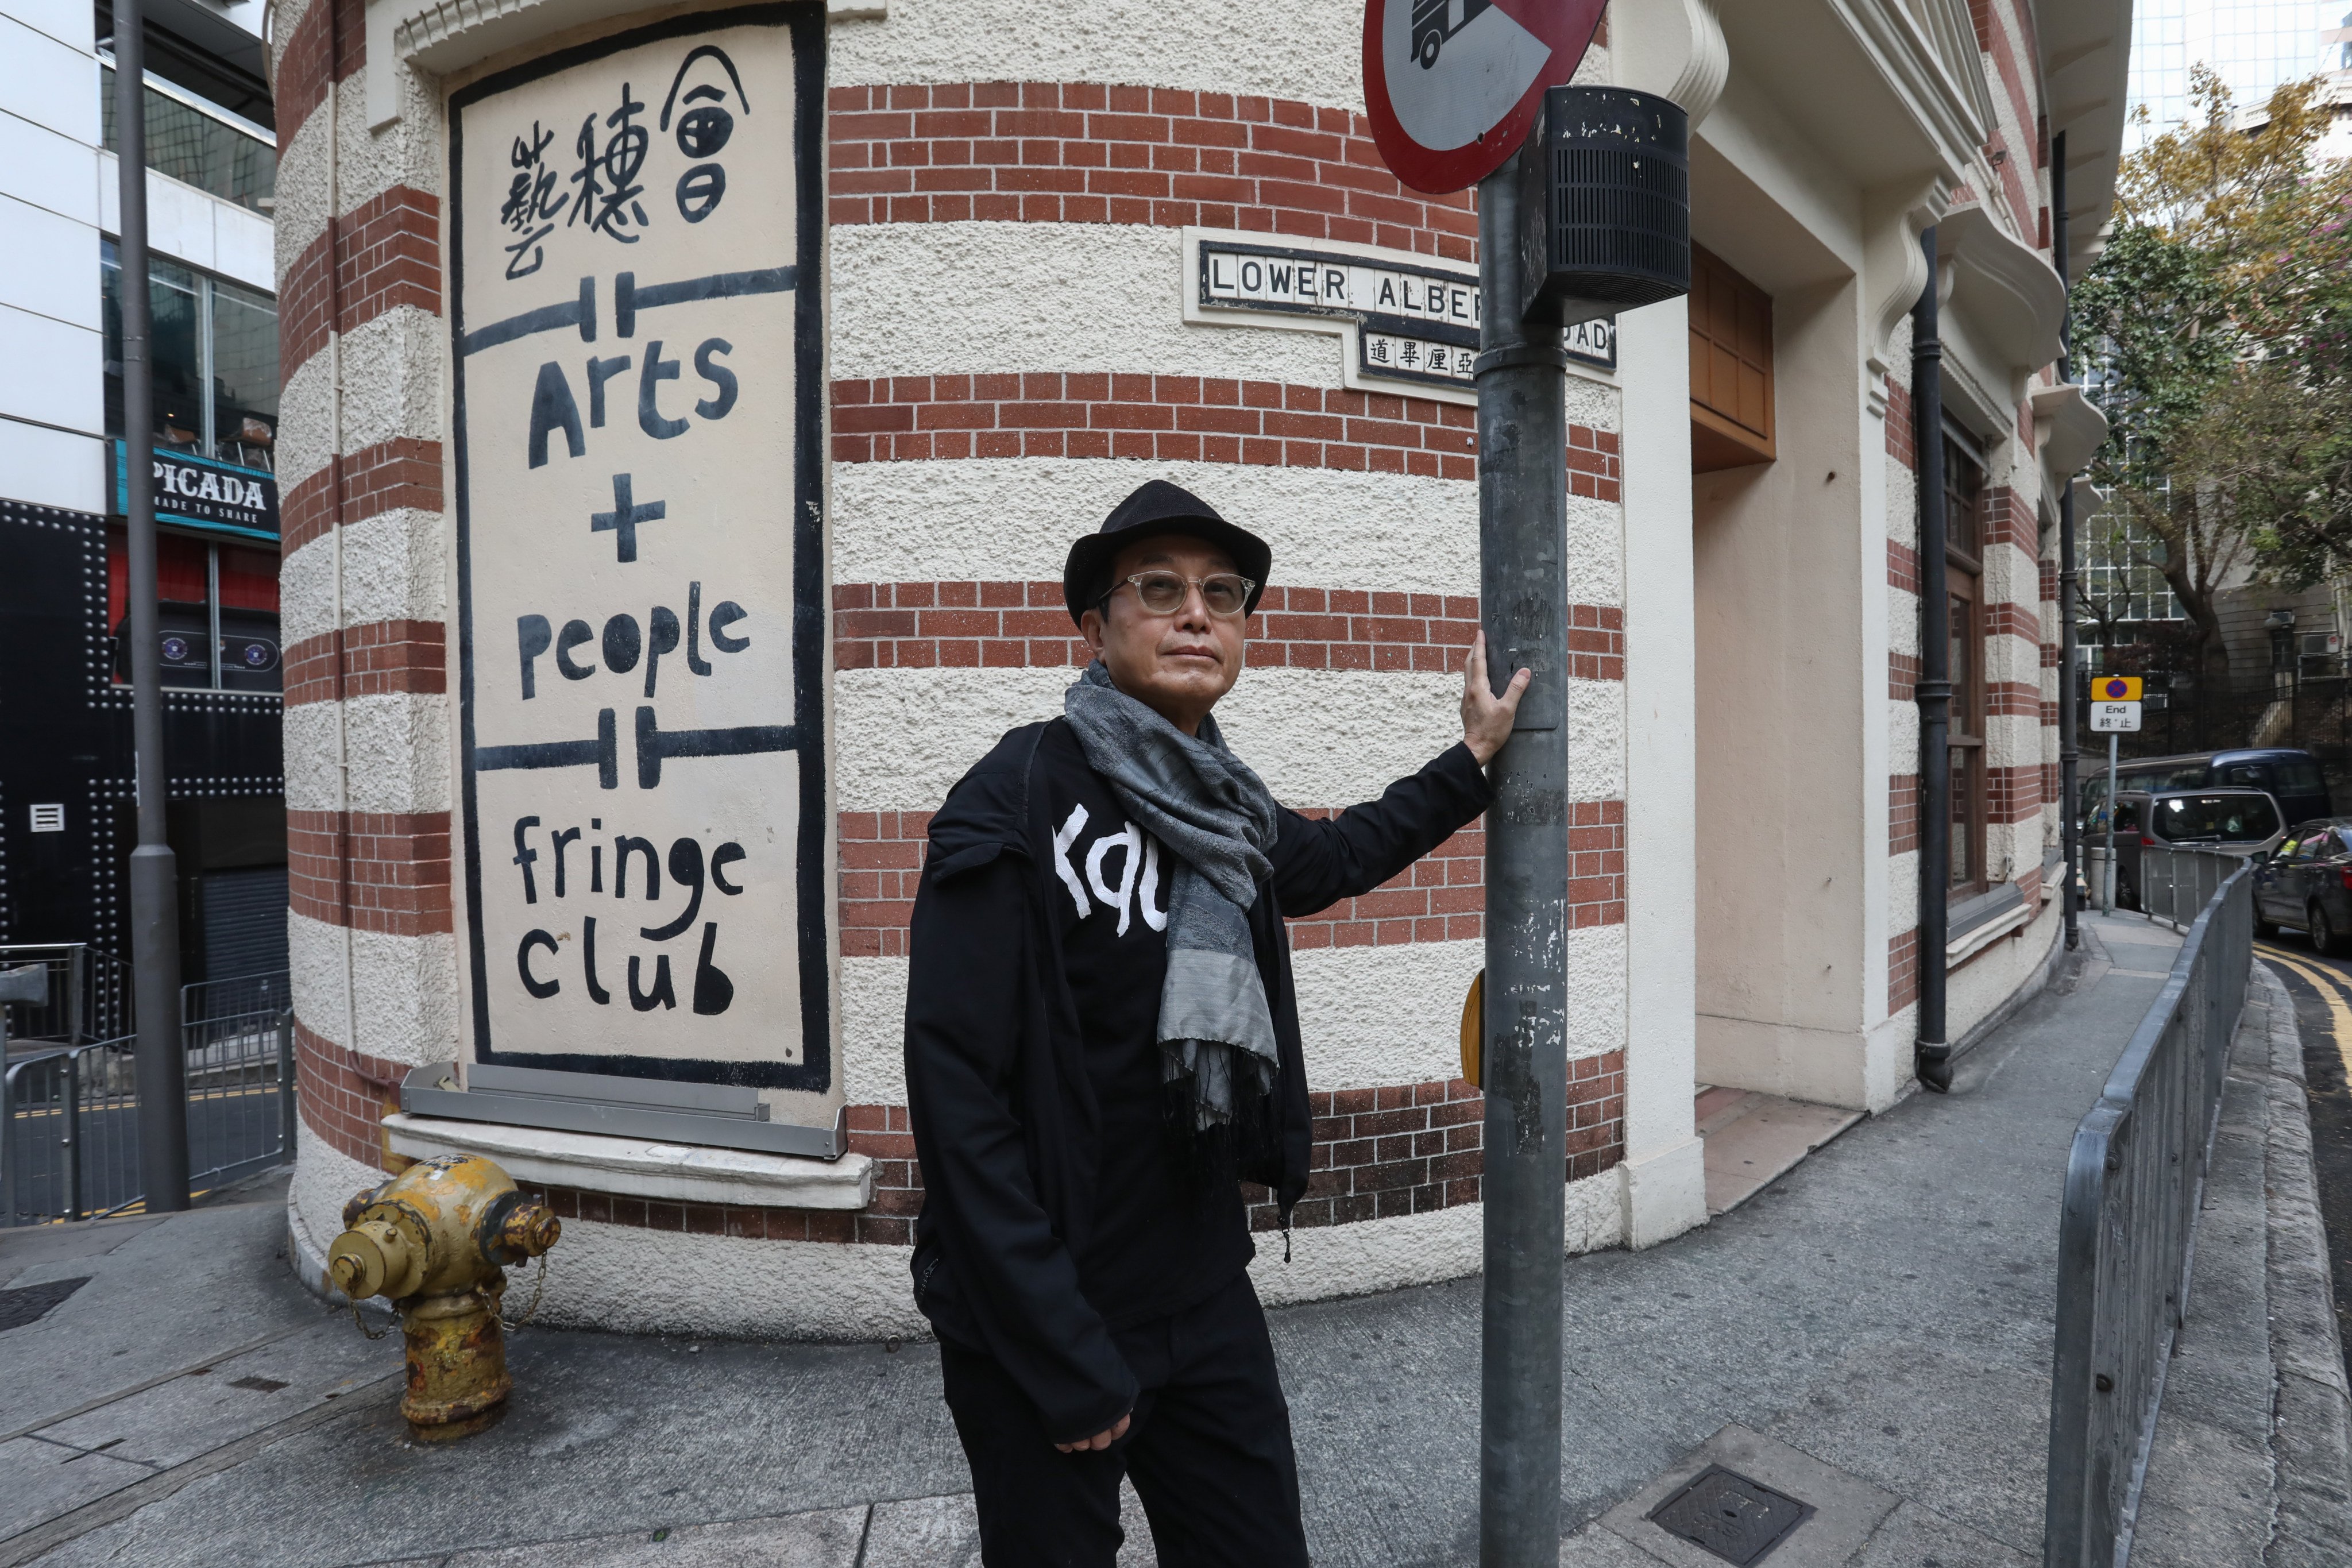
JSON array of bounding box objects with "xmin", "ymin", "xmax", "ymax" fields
[
  {"xmin": 28, "ymin": 804, "xmax": 64, "ymax": 833},
  {"xmin": 1518, "ymin": 86, "xmax": 1691, "ymax": 328}
]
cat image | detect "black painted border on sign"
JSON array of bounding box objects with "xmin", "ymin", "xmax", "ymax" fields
[{"xmin": 447, "ymin": 3, "xmax": 832, "ymax": 1094}]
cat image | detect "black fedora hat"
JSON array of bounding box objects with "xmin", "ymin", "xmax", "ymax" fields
[{"xmin": 1062, "ymin": 480, "xmax": 1273, "ymax": 625}]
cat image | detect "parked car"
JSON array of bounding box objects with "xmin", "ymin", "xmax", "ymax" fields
[
  {"xmin": 2083, "ymin": 747, "xmax": 2330, "ymax": 835},
  {"xmin": 2104, "ymin": 787, "xmax": 2287, "ymax": 911},
  {"xmin": 2252, "ymin": 816, "xmax": 2352, "ymax": 953}
]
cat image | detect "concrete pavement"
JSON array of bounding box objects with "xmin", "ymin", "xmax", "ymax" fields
[{"xmin": 0, "ymin": 910, "xmax": 2343, "ymax": 1566}]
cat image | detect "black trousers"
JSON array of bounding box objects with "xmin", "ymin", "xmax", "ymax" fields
[{"xmin": 938, "ymin": 1271, "xmax": 1311, "ymax": 1568}]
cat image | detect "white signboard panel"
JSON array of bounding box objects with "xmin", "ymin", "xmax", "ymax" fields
[
  {"xmin": 2090, "ymin": 702, "xmax": 2142, "ymax": 733},
  {"xmin": 447, "ymin": 6, "xmax": 833, "ymax": 1123},
  {"xmin": 1182, "ymin": 229, "xmax": 1613, "ymax": 405}
]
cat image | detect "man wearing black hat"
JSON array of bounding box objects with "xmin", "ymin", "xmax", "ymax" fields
[{"xmin": 903, "ymin": 478, "xmax": 1528, "ymax": 1565}]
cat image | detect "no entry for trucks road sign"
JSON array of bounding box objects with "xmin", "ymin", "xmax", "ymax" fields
[{"xmin": 1362, "ymin": 0, "xmax": 1608, "ymax": 194}]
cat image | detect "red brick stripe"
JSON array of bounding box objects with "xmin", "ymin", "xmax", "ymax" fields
[
  {"xmin": 1886, "ymin": 380, "xmax": 1917, "ymax": 470},
  {"xmin": 284, "ymin": 620, "xmax": 446, "ymax": 708},
  {"xmin": 841, "ymin": 802, "xmax": 1625, "ymax": 959},
  {"xmin": 1889, "ymin": 927, "xmax": 1920, "ymax": 1012},
  {"xmin": 491, "ymin": 1061, "xmax": 1625, "ymax": 1245},
  {"xmin": 1891, "ymin": 774, "xmax": 1920, "ymax": 856},
  {"xmin": 294, "ymin": 1019, "xmax": 407, "ymax": 1171},
  {"xmin": 1987, "ymin": 679, "xmax": 2042, "ymax": 719},
  {"xmin": 281, "ymin": 438, "xmax": 443, "ymax": 555},
  {"xmin": 834, "ymin": 582, "xmax": 1627, "ymax": 679},
  {"xmin": 1988, "ymin": 763, "xmax": 2044, "ymax": 824},
  {"xmin": 289, "ymin": 809, "xmax": 451, "ymax": 935},
  {"xmin": 1888, "ymin": 539, "xmax": 1920, "ymax": 595},
  {"xmin": 832, "ymin": 374, "xmax": 1483, "ymax": 482},
  {"xmin": 274, "ymin": 0, "xmax": 365, "ymax": 152},
  {"xmin": 1890, "ymin": 651, "xmax": 1920, "ymax": 702},
  {"xmin": 280, "ymin": 186, "xmax": 443, "ymax": 385},
  {"xmin": 828, "ymin": 82, "xmax": 1477, "ymax": 259}
]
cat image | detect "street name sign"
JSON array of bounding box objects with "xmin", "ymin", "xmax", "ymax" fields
[
  {"xmin": 2091, "ymin": 702, "xmax": 2142, "ymax": 732},
  {"xmin": 1362, "ymin": 0, "xmax": 1608, "ymax": 194},
  {"xmin": 1181, "ymin": 230, "xmax": 1615, "ymax": 399},
  {"xmin": 446, "ymin": 6, "xmax": 836, "ymax": 1136}
]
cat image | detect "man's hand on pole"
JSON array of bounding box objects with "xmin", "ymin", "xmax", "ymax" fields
[
  {"xmin": 1461, "ymin": 631, "xmax": 1533, "ymax": 765},
  {"xmin": 1056, "ymin": 1412, "xmax": 1131, "ymax": 1453}
]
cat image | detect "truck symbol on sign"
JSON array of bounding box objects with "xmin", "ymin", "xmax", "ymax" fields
[{"xmin": 1412, "ymin": 0, "xmax": 1493, "ymax": 68}]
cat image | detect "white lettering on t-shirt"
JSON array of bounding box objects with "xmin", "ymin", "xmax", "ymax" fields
[
  {"xmin": 1086, "ymin": 822, "xmax": 1145, "ymax": 937},
  {"xmin": 1051, "ymin": 803, "xmax": 1092, "ymax": 917},
  {"xmin": 1137, "ymin": 835, "xmax": 1168, "ymax": 932}
]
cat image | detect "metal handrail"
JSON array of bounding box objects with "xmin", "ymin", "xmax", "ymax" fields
[{"xmin": 2043, "ymin": 849, "xmax": 2253, "ymax": 1566}]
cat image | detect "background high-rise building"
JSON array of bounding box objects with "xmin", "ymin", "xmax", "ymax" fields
[{"xmin": 2127, "ymin": 0, "xmax": 2342, "ymax": 135}]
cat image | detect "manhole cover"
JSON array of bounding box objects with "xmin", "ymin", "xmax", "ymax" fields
[
  {"xmin": 0, "ymin": 1277, "xmax": 88, "ymax": 1333},
  {"xmin": 1647, "ymin": 1465, "xmax": 1815, "ymax": 1566}
]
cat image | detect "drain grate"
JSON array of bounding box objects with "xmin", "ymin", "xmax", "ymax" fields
[{"xmin": 1646, "ymin": 1465, "xmax": 1816, "ymax": 1566}]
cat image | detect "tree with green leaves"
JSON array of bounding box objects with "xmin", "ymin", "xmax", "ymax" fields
[{"xmin": 2072, "ymin": 65, "xmax": 2352, "ymax": 683}]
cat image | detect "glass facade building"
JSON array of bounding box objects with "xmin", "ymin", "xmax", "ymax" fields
[{"xmin": 2127, "ymin": 0, "xmax": 2339, "ymax": 137}]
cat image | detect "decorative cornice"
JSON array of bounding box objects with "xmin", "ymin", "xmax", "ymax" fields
[
  {"xmin": 1613, "ymin": 0, "xmax": 1729, "ymax": 128},
  {"xmin": 1861, "ymin": 174, "xmax": 1955, "ymax": 416},
  {"xmin": 1830, "ymin": 0, "xmax": 1994, "ymax": 180},
  {"xmin": 364, "ymin": 0, "xmax": 885, "ymax": 128}
]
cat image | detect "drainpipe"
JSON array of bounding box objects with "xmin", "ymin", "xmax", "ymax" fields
[
  {"xmin": 1914, "ymin": 227, "xmax": 1953, "ymax": 1092},
  {"xmin": 2054, "ymin": 134, "xmax": 2081, "ymax": 952}
]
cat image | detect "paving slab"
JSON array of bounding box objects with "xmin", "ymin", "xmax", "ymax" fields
[
  {"xmin": 1846, "ymin": 1500, "xmax": 2033, "ymax": 1568},
  {"xmin": 35, "ymin": 1317, "xmax": 387, "ymax": 1468},
  {"xmin": 0, "ymin": 1187, "xmax": 327, "ymax": 1440},
  {"xmin": 1700, "ymin": 1096, "xmax": 1863, "ymax": 1215},
  {"xmin": 369, "ymin": 1507, "xmax": 870, "ymax": 1567},
  {"xmin": 0, "ymin": 1437, "xmax": 151, "ymax": 1540},
  {"xmin": 1596, "ymin": 1425, "xmax": 1897, "ymax": 1568}
]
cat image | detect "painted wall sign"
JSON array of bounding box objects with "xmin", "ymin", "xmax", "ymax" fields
[
  {"xmin": 447, "ymin": 6, "xmax": 833, "ymax": 1127},
  {"xmin": 113, "ymin": 442, "xmax": 279, "ymax": 542},
  {"xmin": 1184, "ymin": 229, "xmax": 1613, "ymax": 397}
]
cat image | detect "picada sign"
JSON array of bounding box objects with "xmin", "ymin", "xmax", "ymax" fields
[{"xmin": 1361, "ymin": 0, "xmax": 1608, "ymax": 194}]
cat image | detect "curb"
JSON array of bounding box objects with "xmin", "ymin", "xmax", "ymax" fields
[{"xmin": 2250, "ymin": 963, "xmax": 2352, "ymax": 1565}]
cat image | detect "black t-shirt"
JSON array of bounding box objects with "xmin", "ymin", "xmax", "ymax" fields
[{"xmin": 1045, "ymin": 760, "xmax": 1255, "ymax": 1328}]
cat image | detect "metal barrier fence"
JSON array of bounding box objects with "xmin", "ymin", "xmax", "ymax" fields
[
  {"xmin": 0, "ymin": 943, "xmax": 132, "ymax": 1046},
  {"xmin": 183, "ymin": 974, "xmax": 295, "ymax": 1194},
  {"xmin": 0, "ymin": 971, "xmax": 294, "ymax": 1226},
  {"xmin": 2130, "ymin": 845, "xmax": 2249, "ymax": 930},
  {"xmin": 2043, "ymin": 851, "xmax": 2253, "ymax": 1567}
]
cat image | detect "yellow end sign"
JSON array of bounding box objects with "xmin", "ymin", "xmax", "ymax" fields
[
  {"xmin": 1459, "ymin": 970, "xmax": 1483, "ymax": 1088},
  {"xmin": 2092, "ymin": 675, "xmax": 2142, "ymax": 702}
]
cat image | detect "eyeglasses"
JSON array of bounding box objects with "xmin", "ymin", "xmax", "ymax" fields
[{"xmin": 1108, "ymin": 571, "xmax": 1257, "ymax": 619}]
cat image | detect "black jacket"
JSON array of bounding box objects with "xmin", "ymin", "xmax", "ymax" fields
[{"xmin": 902, "ymin": 717, "xmax": 1492, "ymax": 1442}]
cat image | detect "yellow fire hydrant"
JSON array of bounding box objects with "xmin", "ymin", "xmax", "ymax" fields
[{"xmin": 327, "ymin": 1154, "xmax": 560, "ymax": 1442}]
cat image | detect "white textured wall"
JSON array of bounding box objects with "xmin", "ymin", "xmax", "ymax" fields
[
  {"xmin": 829, "ymin": 0, "xmax": 1369, "ymax": 106},
  {"xmin": 289, "ymin": 912, "xmax": 459, "ymax": 1062},
  {"xmin": 832, "ymin": 459, "xmax": 1481, "ymax": 593},
  {"xmin": 279, "ymin": 508, "xmax": 447, "ymax": 646},
  {"xmin": 836, "ymin": 667, "xmax": 1626, "ymax": 812}
]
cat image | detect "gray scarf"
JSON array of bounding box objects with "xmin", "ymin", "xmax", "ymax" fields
[{"xmin": 1063, "ymin": 662, "xmax": 1281, "ymax": 1130}]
